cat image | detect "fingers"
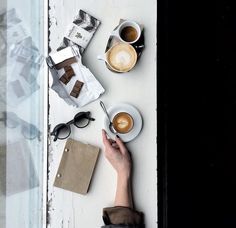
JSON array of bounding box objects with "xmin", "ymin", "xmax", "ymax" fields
[
  {"xmin": 109, "ymin": 139, "xmax": 116, "ymax": 144},
  {"xmin": 115, "ymin": 135, "xmax": 127, "ymax": 154},
  {"xmin": 102, "ymin": 130, "xmax": 124, "ymax": 151},
  {"xmin": 102, "ymin": 129, "xmax": 112, "ymax": 149},
  {"xmin": 102, "ymin": 129, "xmax": 107, "ymax": 143},
  {"xmin": 111, "ymin": 142, "xmax": 119, "ymax": 149}
]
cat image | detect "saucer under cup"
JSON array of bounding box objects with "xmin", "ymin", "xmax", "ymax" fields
[{"xmin": 104, "ymin": 103, "xmax": 142, "ymax": 142}]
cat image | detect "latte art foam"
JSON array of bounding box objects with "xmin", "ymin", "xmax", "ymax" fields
[
  {"xmin": 112, "ymin": 112, "xmax": 134, "ymax": 134},
  {"xmin": 107, "ymin": 43, "xmax": 137, "ymax": 72},
  {"xmin": 115, "ymin": 51, "xmax": 131, "ymax": 67}
]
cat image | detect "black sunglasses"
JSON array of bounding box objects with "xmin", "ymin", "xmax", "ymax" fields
[{"xmin": 50, "ymin": 111, "xmax": 95, "ymax": 141}]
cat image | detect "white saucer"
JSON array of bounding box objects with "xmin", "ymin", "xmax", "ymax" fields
[{"xmin": 104, "ymin": 103, "xmax": 143, "ymax": 142}]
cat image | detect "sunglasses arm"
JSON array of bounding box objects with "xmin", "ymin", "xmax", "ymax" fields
[
  {"xmin": 51, "ymin": 131, "xmax": 59, "ymax": 141},
  {"xmin": 53, "ymin": 134, "xmax": 58, "ymax": 141}
]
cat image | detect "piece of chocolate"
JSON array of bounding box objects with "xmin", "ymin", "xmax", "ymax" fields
[
  {"xmin": 70, "ymin": 91, "xmax": 78, "ymax": 98},
  {"xmin": 70, "ymin": 80, "xmax": 84, "ymax": 98},
  {"xmin": 55, "ymin": 57, "xmax": 77, "ymax": 70},
  {"xmin": 59, "ymin": 66, "xmax": 75, "ymax": 85},
  {"xmin": 64, "ymin": 65, "xmax": 73, "ymax": 72},
  {"xmin": 59, "ymin": 74, "xmax": 69, "ymax": 85},
  {"xmin": 65, "ymin": 68, "xmax": 75, "ymax": 78}
]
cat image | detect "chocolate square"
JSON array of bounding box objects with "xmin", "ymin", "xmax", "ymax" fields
[
  {"xmin": 64, "ymin": 65, "xmax": 73, "ymax": 72},
  {"xmin": 74, "ymin": 80, "xmax": 84, "ymax": 89},
  {"xmin": 66, "ymin": 68, "xmax": 75, "ymax": 78},
  {"xmin": 59, "ymin": 74, "xmax": 69, "ymax": 85},
  {"xmin": 70, "ymin": 91, "xmax": 78, "ymax": 98},
  {"xmin": 70, "ymin": 80, "xmax": 84, "ymax": 98}
]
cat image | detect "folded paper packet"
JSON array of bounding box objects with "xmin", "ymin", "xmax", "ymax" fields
[
  {"xmin": 57, "ymin": 9, "xmax": 101, "ymax": 54},
  {"xmin": 54, "ymin": 138, "xmax": 100, "ymax": 195},
  {"xmin": 46, "ymin": 45, "xmax": 105, "ymax": 107}
]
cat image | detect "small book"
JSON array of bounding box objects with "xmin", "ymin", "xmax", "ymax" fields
[{"xmin": 54, "ymin": 138, "xmax": 100, "ymax": 195}]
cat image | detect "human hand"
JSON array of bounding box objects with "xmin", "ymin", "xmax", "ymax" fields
[{"xmin": 102, "ymin": 129, "xmax": 132, "ymax": 179}]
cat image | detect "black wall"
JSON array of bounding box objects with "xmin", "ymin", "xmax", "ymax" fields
[{"xmin": 158, "ymin": 0, "xmax": 236, "ymax": 227}]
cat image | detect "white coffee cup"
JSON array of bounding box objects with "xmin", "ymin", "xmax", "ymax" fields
[
  {"xmin": 110, "ymin": 20, "xmax": 141, "ymax": 44},
  {"xmin": 97, "ymin": 43, "xmax": 137, "ymax": 73}
]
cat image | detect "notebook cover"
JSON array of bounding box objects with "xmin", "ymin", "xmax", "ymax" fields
[{"xmin": 54, "ymin": 138, "xmax": 100, "ymax": 195}]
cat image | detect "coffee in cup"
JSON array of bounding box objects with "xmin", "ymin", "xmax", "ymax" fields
[
  {"xmin": 120, "ymin": 26, "xmax": 138, "ymax": 43},
  {"xmin": 111, "ymin": 20, "xmax": 141, "ymax": 44},
  {"xmin": 97, "ymin": 43, "xmax": 137, "ymax": 73},
  {"xmin": 112, "ymin": 112, "xmax": 134, "ymax": 134}
]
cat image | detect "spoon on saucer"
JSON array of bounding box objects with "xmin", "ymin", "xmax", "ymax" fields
[{"xmin": 100, "ymin": 101, "xmax": 117, "ymax": 134}]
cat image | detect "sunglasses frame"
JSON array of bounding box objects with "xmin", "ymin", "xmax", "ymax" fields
[
  {"xmin": 0, "ymin": 111, "xmax": 41, "ymax": 140},
  {"xmin": 50, "ymin": 111, "xmax": 95, "ymax": 141}
]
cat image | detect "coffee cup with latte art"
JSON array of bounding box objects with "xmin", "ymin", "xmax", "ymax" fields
[
  {"xmin": 97, "ymin": 43, "xmax": 137, "ymax": 72},
  {"xmin": 112, "ymin": 112, "xmax": 134, "ymax": 134}
]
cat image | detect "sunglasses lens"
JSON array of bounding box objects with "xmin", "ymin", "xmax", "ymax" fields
[
  {"xmin": 22, "ymin": 124, "xmax": 39, "ymax": 139},
  {"xmin": 74, "ymin": 114, "xmax": 90, "ymax": 128},
  {"xmin": 53, "ymin": 124, "xmax": 70, "ymax": 139}
]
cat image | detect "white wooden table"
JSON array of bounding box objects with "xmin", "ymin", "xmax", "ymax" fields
[{"xmin": 48, "ymin": 0, "xmax": 157, "ymax": 227}]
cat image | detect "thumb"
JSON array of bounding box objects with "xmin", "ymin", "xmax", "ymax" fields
[
  {"xmin": 102, "ymin": 129, "xmax": 113, "ymax": 149},
  {"xmin": 115, "ymin": 135, "xmax": 127, "ymax": 154}
]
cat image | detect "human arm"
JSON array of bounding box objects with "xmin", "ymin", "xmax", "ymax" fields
[
  {"xmin": 101, "ymin": 129, "xmax": 144, "ymax": 227},
  {"xmin": 102, "ymin": 129, "xmax": 133, "ymax": 208}
]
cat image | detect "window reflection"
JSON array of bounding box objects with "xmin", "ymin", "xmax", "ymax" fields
[
  {"xmin": 0, "ymin": 4, "xmax": 45, "ymax": 228},
  {"xmin": 5, "ymin": 139, "xmax": 39, "ymax": 195},
  {"xmin": 1, "ymin": 112, "xmax": 41, "ymax": 141}
]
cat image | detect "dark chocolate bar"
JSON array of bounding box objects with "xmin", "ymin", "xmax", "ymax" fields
[
  {"xmin": 64, "ymin": 65, "xmax": 73, "ymax": 72},
  {"xmin": 55, "ymin": 57, "xmax": 77, "ymax": 70},
  {"xmin": 59, "ymin": 66, "xmax": 75, "ymax": 85},
  {"xmin": 59, "ymin": 74, "xmax": 69, "ymax": 85},
  {"xmin": 65, "ymin": 67, "xmax": 75, "ymax": 78},
  {"xmin": 70, "ymin": 80, "xmax": 84, "ymax": 98},
  {"xmin": 70, "ymin": 91, "xmax": 78, "ymax": 98}
]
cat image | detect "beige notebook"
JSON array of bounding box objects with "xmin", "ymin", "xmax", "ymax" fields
[{"xmin": 54, "ymin": 138, "xmax": 100, "ymax": 195}]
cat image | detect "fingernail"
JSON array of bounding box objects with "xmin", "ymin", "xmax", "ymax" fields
[{"xmin": 116, "ymin": 135, "xmax": 120, "ymax": 138}]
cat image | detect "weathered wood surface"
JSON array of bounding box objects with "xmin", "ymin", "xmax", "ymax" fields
[{"xmin": 48, "ymin": 0, "xmax": 157, "ymax": 227}]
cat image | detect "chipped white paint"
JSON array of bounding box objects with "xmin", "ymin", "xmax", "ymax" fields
[{"xmin": 48, "ymin": 0, "xmax": 157, "ymax": 227}]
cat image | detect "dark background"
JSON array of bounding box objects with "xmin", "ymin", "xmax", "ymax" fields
[{"xmin": 158, "ymin": 0, "xmax": 236, "ymax": 227}]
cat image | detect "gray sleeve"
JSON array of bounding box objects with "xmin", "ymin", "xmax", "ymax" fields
[
  {"xmin": 102, "ymin": 225, "xmax": 144, "ymax": 228},
  {"xmin": 102, "ymin": 206, "xmax": 145, "ymax": 228}
]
